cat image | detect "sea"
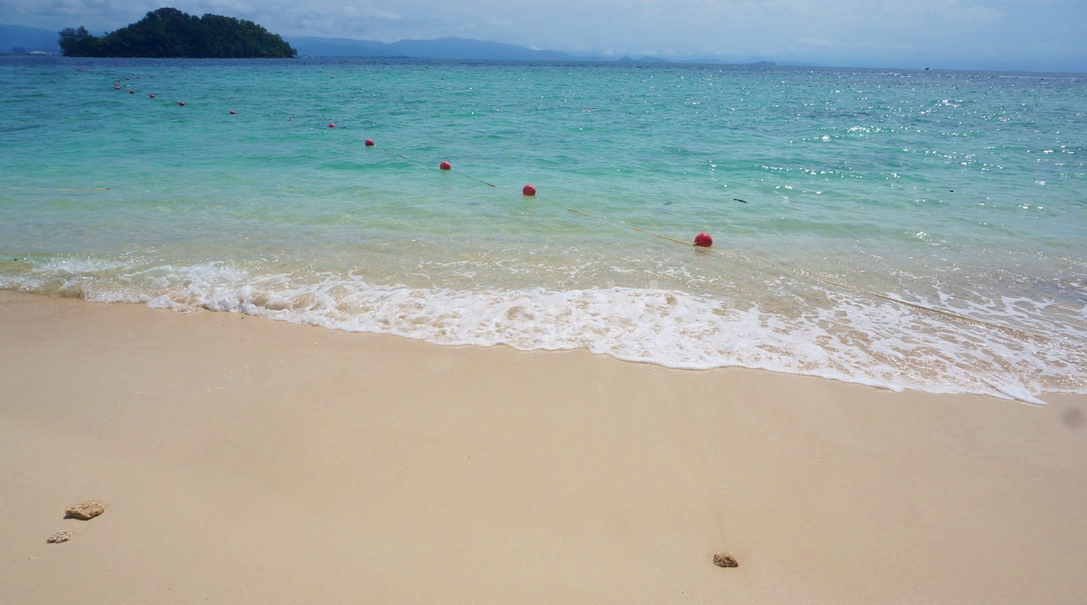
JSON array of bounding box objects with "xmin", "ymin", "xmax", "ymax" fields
[{"xmin": 2, "ymin": 56, "xmax": 1085, "ymax": 404}]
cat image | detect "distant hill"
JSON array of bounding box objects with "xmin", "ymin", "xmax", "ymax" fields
[
  {"xmin": 289, "ymin": 37, "xmax": 407, "ymax": 58},
  {"xmin": 0, "ymin": 24, "xmax": 61, "ymax": 54},
  {"xmin": 616, "ymin": 56, "xmax": 669, "ymax": 64},
  {"xmin": 387, "ymin": 37, "xmax": 576, "ymax": 61},
  {"xmin": 57, "ymin": 8, "xmax": 296, "ymax": 58},
  {"xmin": 291, "ymin": 36, "xmax": 582, "ymax": 61}
]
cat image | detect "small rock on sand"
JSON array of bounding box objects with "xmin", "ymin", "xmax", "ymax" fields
[
  {"xmin": 47, "ymin": 531, "xmax": 72, "ymax": 544},
  {"xmin": 65, "ymin": 500, "xmax": 105, "ymax": 520},
  {"xmin": 713, "ymin": 552, "xmax": 739, "ymax": 568}
]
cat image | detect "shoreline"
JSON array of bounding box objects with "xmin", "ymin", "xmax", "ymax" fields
[{"xmin": 2, "ymin": 291, "xmax": 1086, "ymax": 604}]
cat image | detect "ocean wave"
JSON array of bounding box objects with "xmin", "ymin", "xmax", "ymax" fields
[{"xmin": 3, "ymin": 257, "xmax": 1083, "ymax": 404}]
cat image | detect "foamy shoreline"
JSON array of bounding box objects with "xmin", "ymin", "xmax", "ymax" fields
[{"xmin": 2, "ymin": 290, "xmax": 1085, "ymax": 604}]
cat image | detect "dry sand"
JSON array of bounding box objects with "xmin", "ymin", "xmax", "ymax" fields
[{"xmin": 2, "ymin": 291, "xmax": 1085, "ymax": 604}]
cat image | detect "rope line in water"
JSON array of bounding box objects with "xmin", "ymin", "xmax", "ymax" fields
[
  {"xmin": 377, "ymin": 146, "xmax": 495, "ymax": 187},
  {"xmin": 375, "ymin": 141, "xmax": 697, "ymax": 245},
  {"xmin": 463, "ymin": 174, "xmax": 497, "ymax": 188},
  {"xmin": 554, "ymin": 203, "xmax": 697, "ymax": 247}
]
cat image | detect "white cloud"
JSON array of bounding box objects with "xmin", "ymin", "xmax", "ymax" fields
[
  {"xmin": 373, "ymin": 9, "xmax": 401, "ymax": 21},
  {"xmin": 481, "ymin": 15, "xmax": 513, "ymax": 28}
]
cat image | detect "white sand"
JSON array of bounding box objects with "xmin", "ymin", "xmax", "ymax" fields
[{"xmin": 2, "ymin": 291, "xmax": 1086, "ymax": 604}]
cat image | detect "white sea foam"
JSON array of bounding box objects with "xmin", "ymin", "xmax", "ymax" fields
[{"xmin": 4, "ymin": 257, "xmax": 1081, "ymax": 404}]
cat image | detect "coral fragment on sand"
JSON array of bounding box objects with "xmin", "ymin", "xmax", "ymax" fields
[
  {"xmin": 47, "ymin": 531, "xmax": 72, "ymax": 544},
  {"xmin": 713, "ymin": 552, "xmax": 739, "ymax": 568},
  {"xmin": 65, "ymin": 500, "xmax": 105, "ymax": 520}
]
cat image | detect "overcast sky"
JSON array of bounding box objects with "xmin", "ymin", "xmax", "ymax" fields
[{"xmin": 2, "ymin": 0, "xmax": 1084, "ymax": 71}]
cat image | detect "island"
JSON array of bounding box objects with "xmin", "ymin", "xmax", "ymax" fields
[{"xmin": 58, "ymin": 7, "xmax": 296, "ymax": 58}]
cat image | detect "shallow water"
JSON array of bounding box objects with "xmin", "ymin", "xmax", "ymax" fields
[{"xmin": 2, "ymin": 56, "xmax": 1085, "ymax": 402}]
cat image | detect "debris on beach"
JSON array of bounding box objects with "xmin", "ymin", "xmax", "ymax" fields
[
  {"xmin": 65, "ymin": 500, "xmax": 105, "ymax": 520},
  {"xmin": 713, "ymin": 552, "xmax": 739, "ymax": 568},
  {"xmin": 46, "ymin": 531, "xmax": 72, "ymax": 544}
]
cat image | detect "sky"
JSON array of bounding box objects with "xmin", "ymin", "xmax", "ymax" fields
[{"xmin": 2, "ymin": 0, "xmax": 1085, "ymax": 71}]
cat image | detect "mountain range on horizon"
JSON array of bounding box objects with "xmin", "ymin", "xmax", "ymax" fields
[
  {"xmin": 0, "ymin": 23, "xmax": 60, "ymax": 54},
  {"xmin": 0, "ymin": 23, "xmax": 786, "ymax": 65},
  {"xmin": 290, "ymin": 35, "xmax": 590, "ymax": 61}
]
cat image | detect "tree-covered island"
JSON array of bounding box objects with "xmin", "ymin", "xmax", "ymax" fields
[{"xmin": 59, "ymin": 7, "xmax": 296, "ymax": 58}]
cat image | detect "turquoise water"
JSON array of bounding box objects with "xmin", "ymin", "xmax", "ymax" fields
[{"xmin": 2, "ymin": 56, "xmax": 1085, "ymax": 402}]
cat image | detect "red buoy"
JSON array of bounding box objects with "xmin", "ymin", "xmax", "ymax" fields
[
  {"xmin": 149, "ymin": 93, "xmax": 155, "ymax": 98},
  {"xmin": 522, "ymin": 184, "xmax": 537, "ymax": 196},
  {"xmin": 439, "ymin": 161, "xmax": 452, "ymax": 171},
  {"xmin": 129, "ymin": 89, "xmax": 135, "ymax": 94},
  {"xmin": 229, "ymin": 109, "xmax": 236, "ymax": 115},
  {"xmin": 694, "ymin": 232, "xmax": 714, "ymax": 248},
  {"xmin": 178, "ymin": 101, "xmax": 185, "ymax": 107},
  {"xmin": 365, "ymin": 139, "xmax": 375, "ymax": 147},
  {"xmin": 328, "ymin": 123, "xmax": 336, "ymax": 128}
]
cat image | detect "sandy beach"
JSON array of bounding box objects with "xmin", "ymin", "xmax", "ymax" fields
[{"xmin": 2, "ymin": 290, "xmax": 1085, "ymax": 604}]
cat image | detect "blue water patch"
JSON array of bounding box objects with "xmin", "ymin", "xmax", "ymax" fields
[{"xmin": 2, "ymin": 57, "xmax": 1085, "ymax": 402}]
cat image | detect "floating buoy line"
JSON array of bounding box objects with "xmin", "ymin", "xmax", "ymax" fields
[
  {"xmin": 366, "ymin": 140, "xmax": 706, "ymax": 247},
  {"xmin": 559, "ymin": 205, "xmax": 701, "ymax": 248}
]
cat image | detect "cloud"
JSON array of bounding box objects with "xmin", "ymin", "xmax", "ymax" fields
[
  {"xmin": 373, "ymin": 9, "xmax": 401, "ymax": 21},
  {"xmin": 481, "ymin": 15, "xmax": 513, "ymax": 28}
]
